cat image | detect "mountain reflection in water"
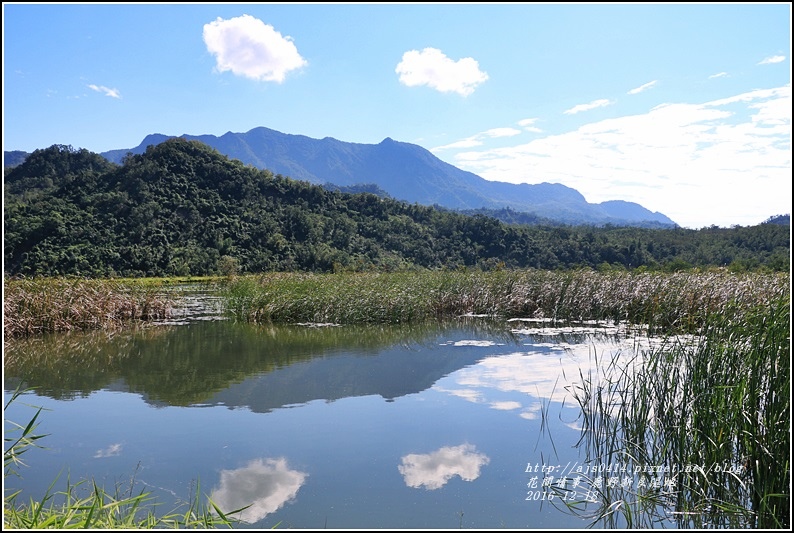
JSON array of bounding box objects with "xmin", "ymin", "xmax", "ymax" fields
[{"xmin": 4, "ymin": 316, "xmax": 649, "ymax": 529}]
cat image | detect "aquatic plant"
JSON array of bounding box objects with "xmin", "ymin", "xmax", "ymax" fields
[
  {"xmin": 222, "ymin": 269, "xmax": 788, "ymax": 334},
  {"xmin": 561, "ymin": 295, "xmax": 790, "ymax": 528},
  {"xmin": 3, "ymin": 278, "xmax": 173, "ymax": 338}
]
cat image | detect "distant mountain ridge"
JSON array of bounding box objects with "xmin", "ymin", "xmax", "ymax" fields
[
  {"xmin": 5, "ymin": 140, "xmax": 789, "ymax": 277},
  {"xmin": 8, "ymin": 126, "xmax": 677, "ymax": 227},
  {"xmin": 99, "ymin": 127, "xmax": 676, "ymax": 227}
]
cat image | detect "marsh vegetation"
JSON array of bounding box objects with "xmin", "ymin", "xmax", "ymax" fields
[
  {"xmin": 561, "ymin": 297, "xmax": 789, "ymax": 528},
  {"xmin": 3, "ymin": 278, "xmax": 174, "ymax": 338},
  {"xmin": 222, "ymin": 269, "xmax": 787, "ymax": 333},
  {"xmin": 3, "ymin": 268, "xmax": 790, "ymax": 528}
]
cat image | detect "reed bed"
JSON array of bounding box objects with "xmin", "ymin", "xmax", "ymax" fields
[
  {"xmin": 222, "ymin": 269, "xmax": 789, "ymax": 333},
  {"xmin": 3, "ymin": 278, "xmax": 173, "ymax": 338},
  {"xmin": 562, "ymin": 295, "xmax": 790, "ymax": 528}
]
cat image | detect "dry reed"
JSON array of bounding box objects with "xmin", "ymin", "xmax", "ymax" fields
[{"xmin": 4, "ymin": 278, "xmax": 172, "ymax": 338}]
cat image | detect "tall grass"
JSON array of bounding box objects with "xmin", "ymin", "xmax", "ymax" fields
[
  {"xmin": 3, "ymin": 386, "xmax": 246, "ymax": 529},
  {"xmin": 3, "ymin": 278, "xmax": 173, "ymax": 338},
  {"xmin": 222, "ymin": 269, "xmax": 788, "ymax": 333},
  {"xmin": 223, "ymin": 271, "xmax": 508, "ymax": 324},
  {"xmin": 6, "ymin": 270, "xmax": 786, "ymax": 335},
  {"xmin": 562, "ymin": 295, "xmax": 790, "ymax": 528}
]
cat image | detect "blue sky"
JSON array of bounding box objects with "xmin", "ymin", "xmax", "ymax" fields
[{"xmin": 3, "ymin": 3, "xmax": 791, "ymax": 228}]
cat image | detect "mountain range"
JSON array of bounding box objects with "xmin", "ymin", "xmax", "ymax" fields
[
  {"xmin": 94, "ymin": 127, "xmax": 676, "ymax": 227},
  {"xmin": 5, "ymin": 139, "xmax": 789, "ymax": 277},
  {"xmin": 5, "ymin": 126, "xmax": 676, "ymax": 227}
]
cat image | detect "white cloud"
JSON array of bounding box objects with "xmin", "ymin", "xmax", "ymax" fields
[
  {"xmin": 87, "ymin": 84, "xmax": 121, "ymax": 99},
  {"xmin": 396, "ymin": 47, "xmax": 488, "ymax": 96},
  {"xmin": 709, "ymin": 72, "xmax": 728, "ymax": 79},
  {"xmin": 431, "ymin": 126, "xmax": 521, "ymax": 153},
  {"xmin": 431, "ymin": 138, "xmax": 483, "ymax": 152},
  {"xmin": 518, "ymin": 118, "xmax": 543, "ymax": 133},
  {"xmin": 399, "ymin": 444, "xmax": 490, "ymax": 490},
  {"xmin": 210, "ymin": 458, "xmax": 307, "ymax": 524},
  {"xmin": 203, "ymin": 15, "xmax": 307, "ymax": 83},
  {"xmin": 483, "ymin": 127, "xmax": 522, "ymax": 138},
  {"xmin": 447, "ymin": 85, "xmax": 791, "ymax": 228},
  {"xmin": 758, "ymin": 55, "xmax": 786, "ymax": 65},
  {"xmin": 627, "ymin": 80, "xmax": 658, "ymax": 95},
  {"xmin": 563, "ymin": 98, "xmax": 612, "ymax": 115}
]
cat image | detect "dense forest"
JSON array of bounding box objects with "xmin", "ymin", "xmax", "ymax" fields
[{"xmin": 3, "ymin": 140, "xmax": 790, "ymax": 278}]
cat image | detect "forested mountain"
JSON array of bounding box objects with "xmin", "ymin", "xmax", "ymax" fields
[
  {"xmin": 3, "ymin": 140, "xmax": 789, "ymax": 277},
  {"xmin": 79, "ymin": 127, "xmax": 674, "ymax": 227}
]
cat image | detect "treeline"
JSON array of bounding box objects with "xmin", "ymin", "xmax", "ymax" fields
[{"xmin": 3, "ymin": 140, "xmax": 790, "ymax": 278}]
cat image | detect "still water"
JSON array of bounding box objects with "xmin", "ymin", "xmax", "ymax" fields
[{"xmin": 4, "ymin": 298, "xmax": 658, "ymax": 529}]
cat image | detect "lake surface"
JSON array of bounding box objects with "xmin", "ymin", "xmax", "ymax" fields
[{"xmin": 4, "ymin": 295, "xmax": 668, "ymax": 529}]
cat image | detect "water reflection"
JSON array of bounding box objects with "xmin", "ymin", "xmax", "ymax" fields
[
  {"xmin": 434, "ymin": 322, "xmax": 647, "ymax": 423},
  {"xmin": 93, "ymin": 443, "xmax": 123, "ymax": 458},
  {"xmin": 209, "ymin": 458, "xmax": 308, "ymax": 524},
  {"xmin": 4, "ymin": 319, "xmax": 520, "ymax": 409},
  {"xmin": 4, "ymin": 316, "xmax": 654, "ymax": 529},
  {"xmin": 398, "ymin": 444, "xmax": 490, "ymax": 490}
]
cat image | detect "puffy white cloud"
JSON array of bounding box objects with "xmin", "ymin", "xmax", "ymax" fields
[
  {"xmin": 709, "ymin": 72, "xmax": 728, "ymax": 79},
  {"xmin": 87, "ymin": 84, "xmax": 121, "ymax": 98},
  {"xmin": 563, "ymin": 98, "xmax": 612, "ymax": 115},
  {"xmin": 203, "ymin": 15, "xmax": 307, "ymax": 82},
  {"xmin": 627, "ymin": 80, "xmax": 658, "ymax": 95},
  {"xmin": 396, "ymin": 47, "xmax": 488, "ymax": 96},
  {"xmin": 399, "ymin": 444, "xmax": 490, "ymax": 490}
]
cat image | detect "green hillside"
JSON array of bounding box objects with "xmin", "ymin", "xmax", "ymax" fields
[{"xmin": 3, "ymin": 139, "xmax": 789, "ymax": 277}]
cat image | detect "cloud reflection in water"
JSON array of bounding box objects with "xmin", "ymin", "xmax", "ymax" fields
[
  {"xmin": 440, "ymin": 327, "xmax": 646, "ymax": 408},
  {"xmin": 93, "ymin": 443, "xmax": 123, "ymax": 458},
  {"xmin": 399, "ymin": 444, "xmax": 490, "ymax": 490},
  {"xmin": 210, "ymin": 458, "xmax": 307, "ymax": 524}
]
